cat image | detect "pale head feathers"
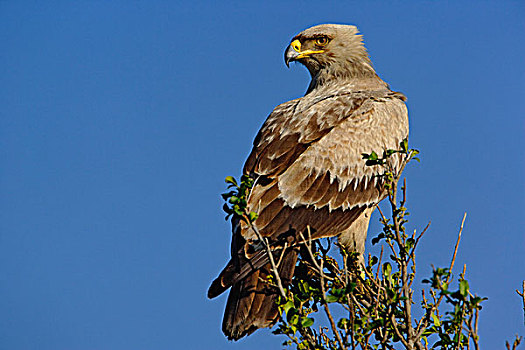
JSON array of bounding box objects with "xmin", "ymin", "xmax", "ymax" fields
[{"xmin": 288, "ymin": 24, "xmax": 383, "ymax": 92}]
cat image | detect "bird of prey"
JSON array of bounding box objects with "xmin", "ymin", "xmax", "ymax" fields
[{"xmin": 208, "ymin": 24, "xmax": 409, "ymax": 340}]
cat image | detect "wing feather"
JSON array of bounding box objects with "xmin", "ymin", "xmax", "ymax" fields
[
  {"xmin": 301, "ymin": 172, "xmax": 331, "ymax": 205},
  {"xmin": 241, "ymin": 90, "xmax": 408, "ymax": 242}
]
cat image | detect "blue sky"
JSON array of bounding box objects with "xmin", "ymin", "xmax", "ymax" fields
[{"xmin": 1, "ymin": 1, "xmax": 523, "ymax": 349}]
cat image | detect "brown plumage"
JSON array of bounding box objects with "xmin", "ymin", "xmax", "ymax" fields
[{"xmin": 208, "ymin": 24, "xmax": 409, "ymax": 340}]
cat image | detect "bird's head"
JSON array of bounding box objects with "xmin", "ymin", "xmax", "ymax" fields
[{"xmin": 284, "ymin": 24, "xmax": 376, "ymax": 84}]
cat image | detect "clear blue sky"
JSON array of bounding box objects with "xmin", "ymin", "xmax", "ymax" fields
[{"xmin": 1, "ymin": 1, "xmax": 523, "ymax": 349}]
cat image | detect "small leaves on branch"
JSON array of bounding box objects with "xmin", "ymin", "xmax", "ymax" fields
[
  {"xmin": 219, "ymin": 139, "xmax": 523, "ymax": 349},
  {"xmin": 221, "ymin": 174, "xmax": 257, "ymax": 223},
  {"xmin": 221, "ymin": 173, "xmax": 287, "ymax": 298},
  {"xmin": 361, "ymin": 140, "xmax": 420, "ymax": 167},
  {"xmin": 269, "ymin": 140, "xmax": 494, "ymax": 349}
]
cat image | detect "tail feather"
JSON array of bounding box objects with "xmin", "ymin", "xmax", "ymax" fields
[
  {"xmin": 208, "ymin": 248, "xmax": 270, "ymax": 300},
  {"xmin": 221, "ymin": 248, "xmax": 298, "ymax": 340}
]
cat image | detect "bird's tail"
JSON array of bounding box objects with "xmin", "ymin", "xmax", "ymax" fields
[{"xmin": 217, "ymin": 248, "xmax": 298, "ymax": 340}]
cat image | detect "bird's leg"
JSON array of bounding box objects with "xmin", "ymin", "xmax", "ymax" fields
[{"xmin": 338, "ymin": 207, "xmax": 374, "ymax": 270}]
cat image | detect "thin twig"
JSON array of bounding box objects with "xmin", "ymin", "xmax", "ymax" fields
[
  {"xmin": 377, "ymin": 245, "xmax": 384, "ymax": 280},
  {"xmin": 472, "ymin": 308, "xmax": 480, "ymax": 350},
  {"xmin": 299, "ymin": 226, "xmax": 347, "ymax": 349},
  {"xmin": 348, "ymin": 293, "xmax": 371, "ymax": 337},
  {"xmin": 323, "ymin": 302, "xmax": 346, "ymax": 350},
  {"xmin": 276, "ymin": 242, "xmax": 288, "ymax": 267},
  {"xmin": 411, "ymin": 221, "xmax": 431, "ymax": 256},
  {"xmin": 415, "ymin": 212, "xmax": 468, "ymax": 340},
  {"xmin": 298, "ymin": 227, "xmax": 323, "ymax": 272},
  {"xmin": 517, "ymin": 281, "xmax": 525, "ymax": 316},
  {"xmin": 448, "ymin": 213, "xmax": 467, "ymax": 283},
  {"xmin": 388, "ymin": 174, "xmax": 415, "ymax": 348},
  {"xmin": 318, "ymin": 252, "xmax": 346, "ymax": 350},
  {"xmin": 247, "ymin": 220, "xmax": 286, "ymax": 298},
  {"xmin": 390, "ymin": 313, "xmax": 410, "ymax": 349}
]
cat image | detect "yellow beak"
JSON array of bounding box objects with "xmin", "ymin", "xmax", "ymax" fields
[{"xmin": 285, "ymin": 39, "xmax": 325, "ymax": 67}]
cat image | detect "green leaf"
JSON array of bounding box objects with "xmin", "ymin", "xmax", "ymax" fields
[
  {"xmin": 325, "ymin": 294, "xmax": 339, "ymax": 303},
  {"xmin": 289, "ymin": 313, "xmax": 299, "ymax": 326},
  {"xmin": 282, "ymin": 300, "xmax": 294, "ymax": 315},
  {"xmin": 371, "ymin": 233, "xmax": 385, "ymax": 245},
  {"xmin": 337, "ymin": 318, "xmax": 349, "ymax": 329},
  {"xmin": 370, "ymin": 256, "xmax": 378, "ymax": 266},
  {"xmin": 470, "ymin": 296, "xmax": 487, "ymax": 306},
  {"xmin": 301, "ymin": 317, "xmax": 314, "ymax": 328},
  {"xmin": 459, "ymin": 280, "xmax": 469, "ymax": 297},
  {"xmin": 224, "ymin": 176, "xmax": 238, "ymax": 186},
  {"xmin": 233, "ymin": 207, "xmax": 244, "ymax": 216},
  {"xmin": 345, "ymin": 282, "xmax": 357, "ymax": 294},
  {"xmin": 401, "ymin": 139, "xmax": 408, "ymax": 152},
  {"xmin": 431, "ymin": 311, "xmax": 441, "ymax": 327},
  {"xmin": 248, "ymin": 211, "xmax": 258, "ymax": 222},
  {"xmin": 222, "ymin": 203, "xmax": 232, "ymax": 213},
  {"xmin": 286, "ymin": 307, "xmax": 298, "ymax": 323},
  {"xmin": 383, "ymin": 262, "xmax": 392, "ymax": 276},
  {"xmin": 332, "ymin": 287, "xmax": 344, "ymax": 296},
  {"xmin": 221, "ymin": 191, "xmax": 234, "ymax": 200}
]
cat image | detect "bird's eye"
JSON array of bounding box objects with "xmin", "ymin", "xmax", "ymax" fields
[{"xmin": 315, "ymin": 36, "xmax": 329, "ymax": 46}]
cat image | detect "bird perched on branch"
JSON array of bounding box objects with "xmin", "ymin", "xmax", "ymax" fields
[{"xmin": 208, "ymin": 24, "xmax": 409, "ymax": 340}]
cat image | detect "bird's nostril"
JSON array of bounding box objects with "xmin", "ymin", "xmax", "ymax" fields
[{"xmin": 291, "ymin": 39, "xmax": 302, "ymax": 53}]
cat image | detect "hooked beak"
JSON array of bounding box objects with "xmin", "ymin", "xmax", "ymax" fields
[{"xmin": 284, "ymin": 39, "xmax": 324, "ymax": 68}]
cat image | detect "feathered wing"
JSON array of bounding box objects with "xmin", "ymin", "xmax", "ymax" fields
[
  {"xmin": 208, "ymin": 88, "xmax": 409, "ymax": 340},
  {"xmin": 243, "ymin": 90, "xmax": 408, "ymax": 240}
]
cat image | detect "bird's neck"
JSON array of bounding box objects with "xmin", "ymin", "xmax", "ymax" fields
[{"xmin": 306, "ymin": 62, "xmax": 387, "ymax": 94}]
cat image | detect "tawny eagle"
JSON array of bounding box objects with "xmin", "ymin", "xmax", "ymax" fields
[{"xmin": 208, "ymin": 24, "xmax": 409, "ymax": 340}]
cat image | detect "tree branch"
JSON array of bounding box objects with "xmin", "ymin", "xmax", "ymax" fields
[{"xmin": 247, "ymin": 219, "xmax": 287, "ymax": 298}]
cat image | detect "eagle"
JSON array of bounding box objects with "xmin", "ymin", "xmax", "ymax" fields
[{"xmin": 208, "ymin": 24, "xmax": 409, "ymax": 340}]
